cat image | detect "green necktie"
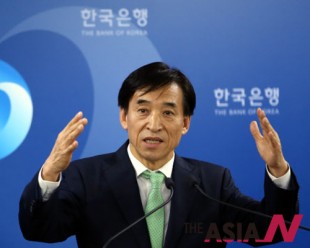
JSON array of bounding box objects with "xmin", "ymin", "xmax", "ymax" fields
[{"xmin": 141, "ymin": 170, "xmax": 165, "ymax": 248}]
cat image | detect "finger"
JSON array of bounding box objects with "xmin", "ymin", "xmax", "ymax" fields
[
  {"xmin": 66, "ymin": 140, "xmax": 79, "ymax": 153},
  {"xmin": 56, "ymin": 118, "xmax": 88, "ymax": 152},
  {"xmin": 250, "ymin": 120, "xmax": 263, "ymax": 142},
  {"xmin": 257, "ymin": 109, "xmax": 275, "ymax": 138},
  {"xmin": 267, "ymin": 118, "xmax": 276, "ymax": 135},
  {"xmin": 63, "ymin": 121, "xmax": 87, "ymax": 147},
  {"xmin": 257, "ymin": 108, "xmax": 268, "ymax": 135},
  {"xmin": 60, "ymin": 117, "xmax": 88, "ymax": 140},
  {"xmin": 257, "ymin": 108, "xmax": 275, "ymax": 133},
  {"xmin": 267, "ymin": 131, "xmax": 282, "ymax": 152},
  {"xmin": 65, "ymin": 117, "xmax": 88, "ymax": 137},
  {"xmin": 62, "ymin": 112, "xmax": 84, "ymax": 133}
]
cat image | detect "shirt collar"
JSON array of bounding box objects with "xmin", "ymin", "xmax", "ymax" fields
[{"xmin": 127, "ymin": 145, "xmax": 174, "ymax": 179}]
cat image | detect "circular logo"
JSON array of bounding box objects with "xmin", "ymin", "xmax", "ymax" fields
[{"xmin": 0, "ymin": 60, "xmax": 33, "ymax": 159}]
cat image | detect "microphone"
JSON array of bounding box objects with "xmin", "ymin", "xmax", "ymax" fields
[
  {"xmin": 190, "ymin": 175, "xmax": 310, "ymax": 232},
  {"xmin": 102, "ymin": 177, "xmax": 175, "ymax": 248}
]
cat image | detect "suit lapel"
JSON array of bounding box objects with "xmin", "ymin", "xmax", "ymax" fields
[
  {"xmin": 104, "ymin": 143, "xmax": 200, "ymax": 248},
  {"xmin": 164, "ymin": 155, "xmax": 199, "ymax": 248},
  {"xmin": 104, "ymin": 142, "xmax": 151, "ymax": 248}
]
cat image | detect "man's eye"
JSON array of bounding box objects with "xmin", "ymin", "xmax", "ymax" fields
[
  {"xmin": 138, "ymin": 109, "xmax": 148, "ymax": 114},
  {"xmin": 164, "ymin": 111, "xmax": 174, "ymax": 116}
]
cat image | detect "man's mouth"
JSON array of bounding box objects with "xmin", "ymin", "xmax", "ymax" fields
[{"xmin": 143, "ymin": 137, "xmax": 163, "ymax": 144}]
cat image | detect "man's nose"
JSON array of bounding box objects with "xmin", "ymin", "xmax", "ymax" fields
[{"xmin": 147, "ymin": 112, "xmax": 162, "ymax": 132}]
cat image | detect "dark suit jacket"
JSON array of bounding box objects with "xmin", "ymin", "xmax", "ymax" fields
[{"xmin": 19, "ymin": 141, "xmax": 299, "ymax": 248}]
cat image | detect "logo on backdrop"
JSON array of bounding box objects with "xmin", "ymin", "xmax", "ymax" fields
[
  {"xmin": 0, "ymin": 60, "xmax": 33, "ymax": 160},
  {"xmin": 213, "ymin": 86, "xmax": 280, "ymax": 116},
  {"xmin": 81, "ymin": 7, "xmax": 148, "ymax": 37}
]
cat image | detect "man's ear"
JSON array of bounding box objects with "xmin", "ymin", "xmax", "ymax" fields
[
  {"xmin": 182, "ymin": 116, "xmax": 191, "ymax": 135},
  {"xmin": 120, "ymin": 108, "xmax": 128, "ymax": 130}
]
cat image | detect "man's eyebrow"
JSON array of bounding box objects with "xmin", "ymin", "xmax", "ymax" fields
[
  {"xmin": 163, "ymin": 102, "xmax": 177, "ymax": 108},
  {"xmin": 136, "ymin": 99, "xmax": 177, "ymax": 108},
  {"xmin": 136, "ymin": 99, "xmax": 150, "ymax": 105}
]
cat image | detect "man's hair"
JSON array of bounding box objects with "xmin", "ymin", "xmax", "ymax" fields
[{"xmin": 118, "ymin": 62, "xmax": 196, "ymax": 116}]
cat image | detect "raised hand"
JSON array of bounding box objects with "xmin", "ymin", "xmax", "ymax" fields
[
  {"xmin": 41, "ymin": 112, "xmax": 88, "ymax": 181},
  {"xmin": 250, "ymin": 108, "xmax": 288, "ymax": 177}
]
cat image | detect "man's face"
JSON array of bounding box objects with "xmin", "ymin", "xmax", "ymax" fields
[{"xmin": 120, "ymin": 83, "xmax": 191, "ymax": 169}]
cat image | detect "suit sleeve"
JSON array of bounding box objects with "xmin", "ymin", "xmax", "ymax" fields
[
  {"xmin": 220, "ymin": 167, "xmax": 299, "ymax": 246},
  {"xmin": 19, "ymin": 164, "xmax": 84, "ymax": 243}
]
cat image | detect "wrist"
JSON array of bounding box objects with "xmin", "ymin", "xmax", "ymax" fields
[
  {"xmin": 267, "ymin": 160, "xmax": 289, "ymax": 178},
  {"xmin": 41, "ymin": 162, "xmax": 61, "ymax": 182}
]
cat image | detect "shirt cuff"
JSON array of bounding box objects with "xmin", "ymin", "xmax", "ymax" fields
[
  {"xmin": 266, "ymin": 164, "xmax": 291, "ymax": 190},
  {"xmin": 38, "ymin": 167, "xmax": 62, "ymax": 201}
]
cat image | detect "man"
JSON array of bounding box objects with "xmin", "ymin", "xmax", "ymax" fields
[{"xmin": 19, "ymin": 62, "xmax": 299, "ymax": 248}]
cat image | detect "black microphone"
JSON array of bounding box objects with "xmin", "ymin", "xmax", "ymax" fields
[
  {"xmin": 102, "ymin": 177, "xmax": 175, "ymax": 248},
  {"xmin": 190, "ymin": 175, "xmax": 310, "ymax": 232}
]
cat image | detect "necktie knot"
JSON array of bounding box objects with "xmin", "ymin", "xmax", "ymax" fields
[{"xmin": 141, "ymin": 170, "xmax": 165, "ymax": 189}]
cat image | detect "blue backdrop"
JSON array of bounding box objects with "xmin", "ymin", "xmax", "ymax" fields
[{"xmin": 0, "ymin": 0, "xmax": 309, "ymax": 247}]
